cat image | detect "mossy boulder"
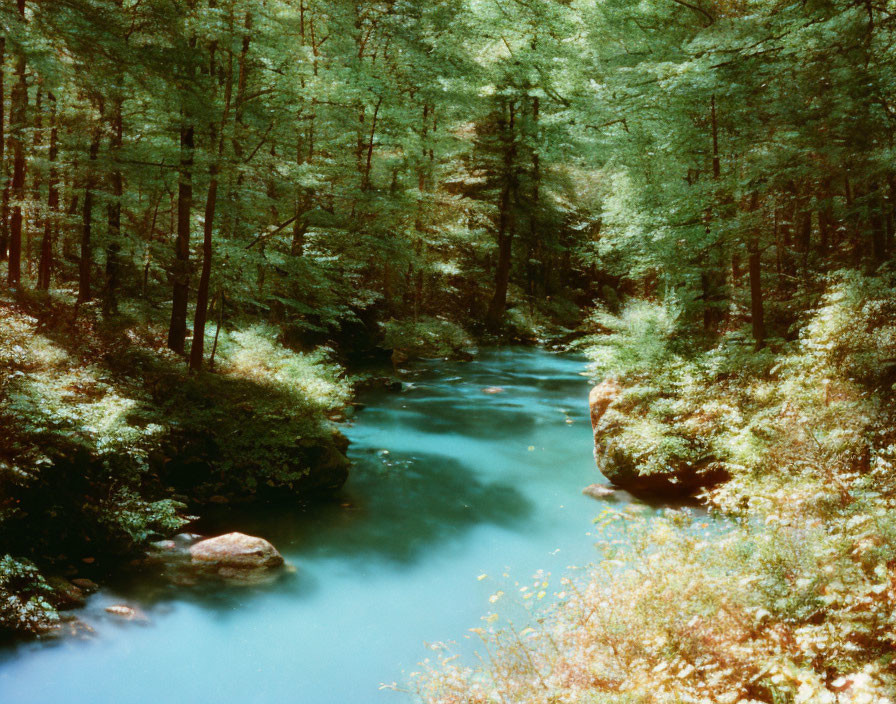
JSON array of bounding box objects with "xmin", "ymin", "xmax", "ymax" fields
[{"xmin": 589, "ymin": 380, "xmax": 728, "ymax": 497}]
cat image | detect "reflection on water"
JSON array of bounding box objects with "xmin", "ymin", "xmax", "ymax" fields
[{"xmin": 0, "ymin": 347, "xmax": 665, "ymax": 704}]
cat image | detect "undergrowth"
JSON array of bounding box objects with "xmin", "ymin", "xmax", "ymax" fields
[{"xmin": 0, "ymin": 294, "xmax": 351, "ymax": 637}]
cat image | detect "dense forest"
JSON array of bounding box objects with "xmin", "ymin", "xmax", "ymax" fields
[{"xmin": 2, "ymin": 0, "xmax": 896, "ymax": 701}]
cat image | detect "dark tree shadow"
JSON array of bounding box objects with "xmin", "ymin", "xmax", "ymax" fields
[{"xmin": 195, "ymin": 449, "xmax": 534, "ymax": 566}]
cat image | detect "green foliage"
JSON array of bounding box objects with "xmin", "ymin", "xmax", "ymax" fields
[
  {"xmin": 0, "ymin": 556, "xmax": 58, "ymax": 636},
  {"xmin": 0, "ymin": 301, "xmax": 351, "ymax": 622},
  {"xmin": 161, "ymin": 324, "xmax": 352, "ymax": 497},
  {"xmin": 381, "ymin": 317, "xmax": 473, "ymax": 360},
  {"xmin": 92, "ymin": 492, "xmax": 188, "ymax": 550},
  {"xmin": 581, "ymin": 301, "xmax": 683, "ymax": 381}
]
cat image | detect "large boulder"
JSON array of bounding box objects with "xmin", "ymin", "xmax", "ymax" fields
[
  {"xmin": 589, "ymin": 379, "xmax": 622, "ymax": 428},
  {"xmin": 589, "ymin": 380, "xmax": 728, "ymax": 497},
  {"xmin": 189, "ymin": 533, "xmax": 284, "ymax": 570}
]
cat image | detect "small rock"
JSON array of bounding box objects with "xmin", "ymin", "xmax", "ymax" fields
[
  {"xmin": 582, "ymin": 483, "xmax": 617, "ymax": 500},
  {"xmin": 51, "ymin": 616, "xmax": 96, "ymax": 640},
  {"xmin": 105, "ymin": 604, "xmax": 147, "ymax": 622},
  {"xmin": 189, "ymin": 532, "xmax": 284, "ymax": 570},
  {"xmin": 174, "ymin": 533, "xmax": 203, "ymax": 544},
  {"xmin": 47, "ymin": 577, "xmax": 86, "ymax": 609},
  {"xmin": 71, "ymin": 578, "xmax": 99, "ymax": 593},
  {"xmin": 150, "ymin": 539, "xmax": 177, "ymax": 551}
]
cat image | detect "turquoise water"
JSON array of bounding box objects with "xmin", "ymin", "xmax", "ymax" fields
[{"xmin": 0, "ymin": 347, "xmax": 661, "ymax": 703}]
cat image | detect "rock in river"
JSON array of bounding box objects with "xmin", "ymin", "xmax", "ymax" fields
[
  {"xmin": 105, "ymin": 604, "xmax": 148, "ymax": 622},
  {"xmin": 189, "ymin": 532, "xmax": 284, "ymax": 570},
  {"xmin": 589, "ymin": 379, "xmax": 728, "ymax": 497},
  {"xmin": 582, "ymin": 483, "xmax": 617, "ymax": 500}
]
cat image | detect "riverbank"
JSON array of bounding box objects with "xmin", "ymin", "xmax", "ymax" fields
[
  {"xmin": 418, "ymin": 271, "xmax": 896, "ymax": 703},
  {"xmin": 0, "ymin": 290, "xmax": 352, "ymax": 638}
]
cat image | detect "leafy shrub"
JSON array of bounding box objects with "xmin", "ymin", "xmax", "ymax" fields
[
  {"xmin": 158, "ymin": 324, "xmax": 353, "ymax": 498},
  {"xmin": 0, "ymin": 556, "xmax": 58, "ymax": 636},
  {"xmin": 381, "ymin": 317, "xmax": 474, "ymax": 359}
]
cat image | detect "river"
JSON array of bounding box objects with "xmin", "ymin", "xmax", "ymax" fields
[{"xmin": 0, "ymin": 347, "xmax": 667, "ymax": 703}]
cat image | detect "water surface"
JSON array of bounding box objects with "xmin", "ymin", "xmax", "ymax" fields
[{"xmin": 0, "ymin": 347, "xmax": 659, "ymax": 703}]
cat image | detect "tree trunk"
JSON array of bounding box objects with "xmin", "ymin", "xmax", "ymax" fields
[
  {"xmin": 749, "ymin": 248, "xmax": 765, "ymax": 350},
  {"xmin": 167, "ymin": 123, "xmax": 194, "ymax": 354},
  {"xmin": 189, "ymin": 168, "xmax": 218, "ymax": 371},
  {"xmin": 362, "ymin": 97, "xmax": 382, "ymax": 191},
  {"xmin": 710, "ymin": 95, "xmax": 720, "ymax": 180},
  {"xmin": 7, "ymin": 0, "xmax": 27, "ymax": 288},
  {"xmin": 529, "ymin": 96, "xmax": 541, "ymax": 300},
  {"xmin": 486, "ymin": 183, "xmax": 514, "ymax": 331},
  {"xmin": 796, "ymin": 194, "xmax": 812, "ymax": 259},
  {"xmin": 26, "ymin": 85, "xmax": 42, "ymax": 278},
  {"xmin": 77, "ymin": 129, "xmax": 101, "ymax": 304},
  {"xmin": 37, "ymin": 93, "xmax": 58, "ymax": 290},
  {"xmin": 0, "ymin": 36, "xmax": 5, "ymax": 261},
  {"xmin": 103, "ymin": 93, "xmax": 124, "ymax": 314},
  {"xmin": 209, "ymin": 287, "xmax": 224, "ymax": 370},
  {"xmin": 485, "ymin": 101, "xmax": 517, "ymax": 332},
  {"xmin": 818, "ymin": 191, "xmax": 832, "ymax": 256},
  {"xmin": 871, "ymin": 183, "xmax": 887, "ymax": 263}
]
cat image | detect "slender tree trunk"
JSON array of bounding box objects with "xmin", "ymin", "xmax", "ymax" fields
[
  {"xmin": 818, "ymin": 188, "xmax": 832, "ymax": 256},
  {"xmin": 702, "ymin": 95, "xmax": 725, "ymax": 333},
  {"xmin": 26, "ymin": 85, "xmax": 41, "ymax": 277},
  {"xmin": 486, "ymin": 185, "xmax": 514, "ymax": 332},
  {"xmin": 749, "ymin": 248, "xmax": 765, "ymax": 350},
  {"xmin": 103, "ymin": 93, "xmax": 124, "ymax": 315},
  {"xmin": 103, "ymin": 0, "xmax": 126, "ymax": 309},
  {"xmin": 796, "ymin": 193, "xmax": 812, "ymax": 262},
  {"xmin": 529, "ymin": 96, "xmax": 541, "ymax": 298},
  {"xmin": 7, "ymin": 0, "xmax": 27, "ymax": 288},
  {"xmin": 710, "ymin": 95, "xmax": 720, "ymax": 180},
  {"xmin": 887, "ymin": 175, "xmax": 896, "ymax": 258},
  {"xmin": 37, "ymin": 93, "xmax": 57, "ymax": 290},
  {"xmin": 189, "ymin": 167, "xmax": 218, "ymax": 371},
  {"xmin": 485, "ymin": 102, "xmax": 517, "ymax": 332},
  {"xmin": 231, "ymin": 12, "xmax": 251, "ymax": 159},
  {"xmin": 167, "ymin": 123, "xmax": 194, "ymax": 354},
  {"xmin": 0, "ymin": 36, "xmax": 6, "ymax": 261},
  {"xmin": 747, "ymin": 192, "xmax": 764, "ymax": 349},
  {"xmin": 189, "ymin": 24, "xmax": 232, "ymax": 370},
  {"xmin": 77, "ymin": 129, "xmax": 101, "ymax": 304},
  {"xmin": 362, "ymin": 96, "xmax": 382, "ymax": 191},
  {"xmin": 209, "ymin": 287, "xmax": 224, "ymax": 370},
  {"xmin": 871, "ymin": 183, "xmax": 887, "ymax": 263}
]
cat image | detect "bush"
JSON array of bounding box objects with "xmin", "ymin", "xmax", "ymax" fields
[
  {"xmin": 381, "ymin": 317, "xmax": 474, "ymax": 359},
  {"xmin": 0, "ymin": 556, "xmax": 58, "ymax": 637}
]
